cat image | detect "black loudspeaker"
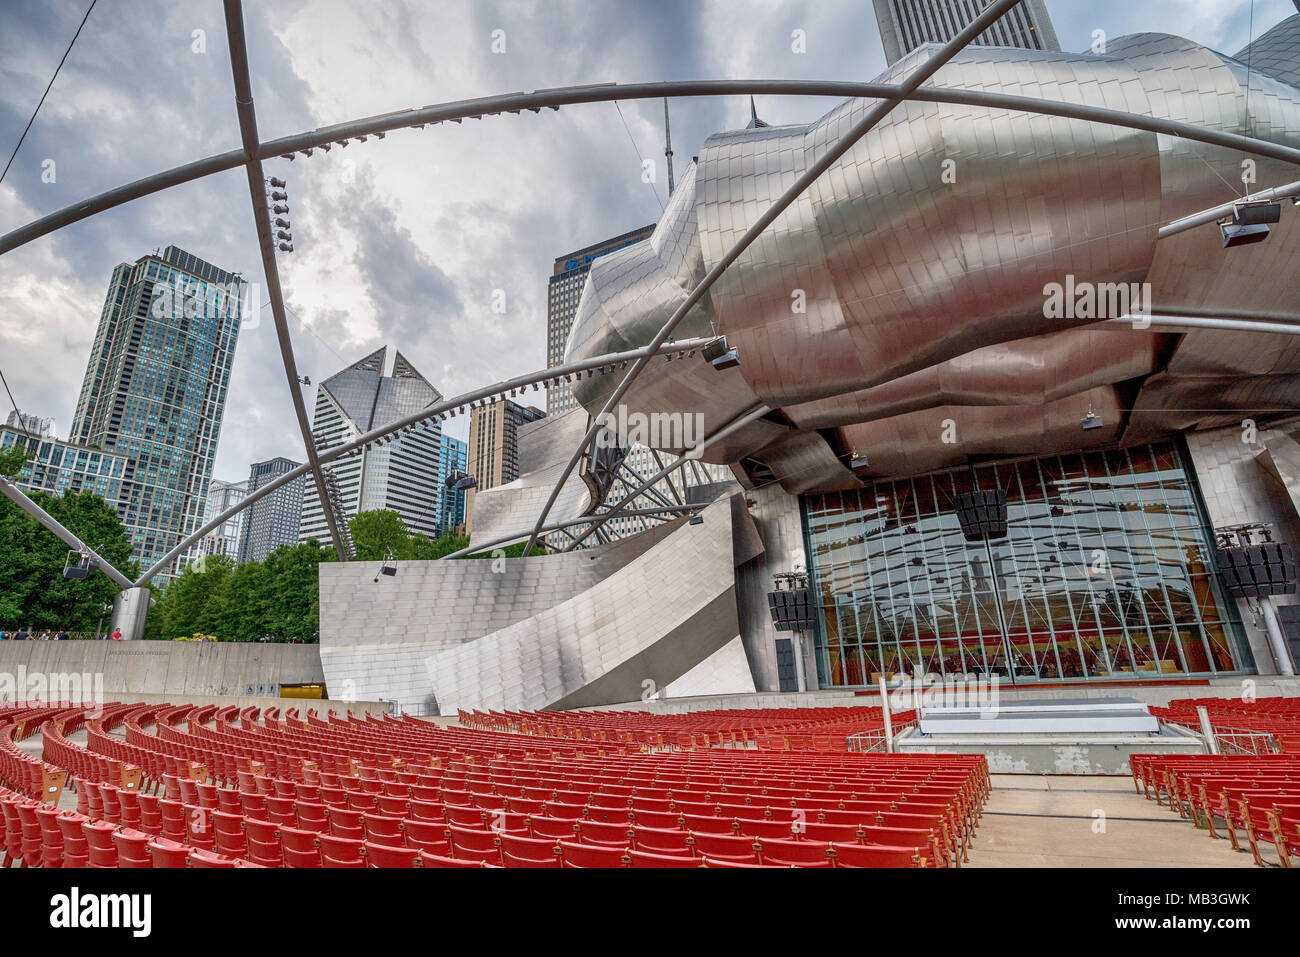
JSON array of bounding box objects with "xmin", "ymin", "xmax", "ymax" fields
[
  {"xmin": 953, "ymin": 488, "xmax": 1007, "ymax": 542},
  {"xmin": 1216, "ymin": 542, "xmax": 1297, "ymax": 598},
  {"xmin": 767, "ymin": 588, "xmax": 814, "ymax": 632}
]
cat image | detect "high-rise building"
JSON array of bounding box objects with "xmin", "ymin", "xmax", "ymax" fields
[
  {"xmin": 299, "ymin": 347, "xmax": 443, "ymax": 544},
  {"xmin": 547, "ymin": 225, "xmax": 656, "ymax": 416},
  {"xmin": 237, "ymin": 456, "xmax": 305, "ymax": 563},
  {"xmin": 200, "ymin": 478, "xmax": 247, "ymax": 561},
  {"xmin": 872, "ymin": 0, "xmax": 1059, "ymax": 65},
  {"xmin": 546, "ymin": 224, "xmax": 732, "ymax": 543},
  {"xmin": 467, "ymin": 399, "xmax": 546, "ymax": 492},
  {"xmin": 1, "ymin": 412, "xmax": 131, "ymax": 507},
  {"xmin": 437, "ymin": 436, "xmax": 469, "ymax": 536},
  {"xmin": 70, "ymin": 245, "xmax": 246, "ymax": 579}
]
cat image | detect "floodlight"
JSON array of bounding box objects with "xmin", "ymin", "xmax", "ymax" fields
[
  {"xmin": 701, "ymin": 336, "xmax": 740, "ymax": 370},
  {"xmin": 1232, "ymin": 200, "xmax": 1282, "ymax": 226},
  {"xmin": 1220, "ymin": 221, "xmax": 1270, "ymax": 247},
  {"xmin": 268, "ymin": 177, "xmax": 286, "ymax": 188}
]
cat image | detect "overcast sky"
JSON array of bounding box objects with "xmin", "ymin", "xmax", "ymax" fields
[{"xmin": 0, "ymin": 0, "xmax": 1294, "ymax": 483}]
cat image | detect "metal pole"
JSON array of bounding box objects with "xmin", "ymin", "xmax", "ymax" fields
[
  {"xmin": 1197, "ymin": 705, "xmax": 1220, "ymax": 755},
  {"xmin": 519, "ymin": 0, "xmax": 1030, "ymax": 557},
  {"xmin": 134, "ymin": 338, "xmax": 713, "ymax": 583},
  {"xmin": 224, "ymin": 0, "xmax": 348, "ymax": 561},
  {"xmin": 1258, "ymin": 595, "xmax": 1296, "ymax": 676},
  {"xmin": 879, "ymin": 675, "xmax": 895, "ymax": 753},
  {"xmin": 7, "ymin": 78, "xmax": 1300, "ymax": 259}
]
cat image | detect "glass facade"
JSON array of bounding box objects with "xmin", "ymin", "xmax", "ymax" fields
[{"xmin": 803, "ymin": 441, "xmax": 1250, "ymax": 687}]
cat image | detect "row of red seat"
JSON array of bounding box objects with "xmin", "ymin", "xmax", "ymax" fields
[
  {"xmin": 12, "ymin": 701, "xmax": 988, "ymax": 868},
  {"xmin": 1131, "ymin": 753, "xmax": 1300, "ymax": 866},
  {"xmin": 1156, "ymin": 696, "xmax": 1300, "ymax": 753}
]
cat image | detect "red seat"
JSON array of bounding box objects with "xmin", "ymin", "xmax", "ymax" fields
[
  {"xmin": 319, "ymin": 834, "xmax": 365, "ymax": 868},
  {"xmin": 297, "ymin": 801, "xmax": 329, "ymax": 833},
  {"xmin": 82, "ymin": 819, "xmax": 118, "ymax": 868},
  {"xmin": 137, "ymin": 793, "xmax": 163, "ymax": 833},
  {"xmin": 686, "ymin": 831, "xmax": 760, "ymax": 863},
  {"xmin": 188, "ymin": 848, "xmax": 238, "ymax": 868},
  {"xmin": 628, "ymin": 849, "xmax": 700, "ymax": 868},
  {"xmin": 446, "ymin": 824, "xmax": 502, "ymax": 865},
  {"xmin": 55, "ymin": 812, "xmax": 89, "ymax": 868},
  {"xmin": 15, "ymin": 802, "xmax": 43, "ymax": 868},
  {"xmin": 363, "ymin": 841, "xmax": 419, "ymax": 868},
  {"xmin": 211, "ymin": 810, "xmax": 248, "ymax": 859},
  {"xmin": 829, "ymin": 842, "xmax": 927, "ymax": 868},
  {"xmin": 326, "ymin": 807, "xmax": 364, "ymax": 840},
  {"xmin": 754, "ymin": 838, "xmax": 833, "ymax": 867},
  {"xmin": 242, "ymin": 818, "xmax": 283, "ymax": 868},
  {"xmin": 557, "ymin": 840, "xmax": 629, "ymax": 868},
  {"xmin": 630, "ymin": 825, "xmax": 690, "ymax": 855},
  {"xmin": 402, "ymin": 819, "xmax": 451, "ymax": 855},
  {"xmin": 499, "ymin": 833, "xmax": 562, "ymax": 867},
  {"xmin": 148, "ymin": 837, "xmax": 191, "ymax": 868},
  {"xmin": 35, "ymin": 806, "xmax": 64, "ymax": 868},
  {"xmin": 111, "ymin": 827, "xmax": 154, "ymax": 868},
  {"xmin": 279, "ymin": 825, "xmax": 321, "ymax": 868},
  {"xmin": 419, "ymin": 850, "xmax": 494, "ymax": 868},
  {"xmin": 528, "ymin": 816, "xmax": 579, "ymax": 842}
]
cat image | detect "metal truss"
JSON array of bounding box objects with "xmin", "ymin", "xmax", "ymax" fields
[{"xmin": 5, "ymin": 0, "xmax": 1300, "ymax": 591}]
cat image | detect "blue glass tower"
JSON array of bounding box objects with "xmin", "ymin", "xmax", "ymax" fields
[
  {"xmin": 70, "ymin": 245, "xmax": 245, "ymax": 578},
  {"xmin": 438, "ymin": 435, "xmax": 469, "ymax": 535}
]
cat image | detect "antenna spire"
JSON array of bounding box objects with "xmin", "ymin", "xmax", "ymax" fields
[{"xmin": 663, "ymin": 97, "xmax": 675, "ymax": 196}]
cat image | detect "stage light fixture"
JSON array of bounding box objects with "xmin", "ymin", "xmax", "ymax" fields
[
  {"xmin": 1220, "ymin": 221, "xmax": 1270, "ymax": 247},
  {"xmin": 701, "ymin": 336, "xmax": 740, "ymax": 370},
  {"xmin": 1232, "ymin": 200, "xmax": 1282, "ymax": 226}
]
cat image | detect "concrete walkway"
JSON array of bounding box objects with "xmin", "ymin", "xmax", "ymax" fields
[{"xmin": 966, "ymin": 774, "xmax": 1259, "ymax": 867}]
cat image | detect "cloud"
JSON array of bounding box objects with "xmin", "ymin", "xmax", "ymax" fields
[{"xmin": 1, "ymin": 0, "xmax": 1296, "ymax": 480}]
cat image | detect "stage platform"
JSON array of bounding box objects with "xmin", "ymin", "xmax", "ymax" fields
[{"xmin": 898, "ymin": 696, "xmax": 1203, "ymax": 774}]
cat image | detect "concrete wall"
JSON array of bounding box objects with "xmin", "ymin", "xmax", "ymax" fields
[
  {"xmin": 1186, "ymin": 420, "xmax": 1300, "ymax": 674},
  {"xmin": 0, "ymin": 640, "xmax": 325, "ymax": 699}
]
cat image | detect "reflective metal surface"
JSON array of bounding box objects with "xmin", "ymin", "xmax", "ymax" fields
[
  {"xmin": 564, "ymin": 32, "xmax": 1300, "ymax": 489},
  {"xmin": 320, "ymin": 490, "xmax": 757, "ymax": 712}
]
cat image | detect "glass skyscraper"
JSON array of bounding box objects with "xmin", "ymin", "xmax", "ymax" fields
[
  {"xmin": 299, "ymin": 347, "xmax": 444, "ymax": 543},
  {"xmin": 238, "ymin": 456, "xmax": 306, "ymax": 563},
  {"xmin": 437, "ymin": 436, "xmax": 469, "ymax": 535},
  {"xmin": 70, "ymin": 245, "xmax": 245, "ymax": 579}
]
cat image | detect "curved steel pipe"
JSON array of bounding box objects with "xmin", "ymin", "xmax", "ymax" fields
[
  {"xmin": 447, "ymin": 401, "xmax": 771, "ymax": 560},
  {"xmin": 0, "ymin": 475, "xmax": 135, "ymax": 590},
  {"xmin": 8, "ymin": 75, "xmax": 1300, "ymax": 256},
  {"xmin": 133, "ymin": 337, "xmax": 714, "ymax": 583},
  {"xmin": 519, "ymin": 0, "xmax": 1029, "ymax": 556}
]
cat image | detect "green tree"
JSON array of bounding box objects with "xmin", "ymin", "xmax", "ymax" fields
[
  {"xmin": 158, "ymin": 554, "xmax": 234, "ymax": 639},
  {"xmin": 350, "ymin": 509, "xmax": 414, "ymax": 560},
  {"xmin": 262, "ymin": 542, "xmax": 327, "ymax": 642},
  {"xmin": 0, "ymin": 445, "xmax": 30, "ymax": 477},
  {"xmin": 0, "ymin": 489, "xmax": 138, "ymax": 631}
]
